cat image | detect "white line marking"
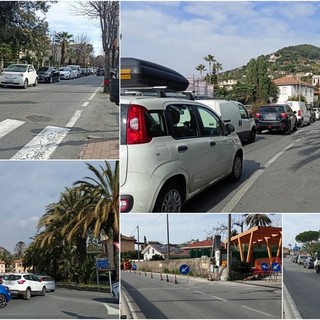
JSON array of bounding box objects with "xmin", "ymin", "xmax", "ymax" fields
[
  {"xmin": 241, "ymin": 305, "xmax": 273, "ymax": 317},
  {"xmin": 82, "ymin": 101, "xmax": 89, "ymax": 107},
  {"xmin": 221, "ymin": 143, "xmax": 295, "ymax": 212},
  {"xmin": 103, "ymin": 303, "xmax": 119, "ymax": 316},
  {"xmin": 66, "ymin": 110, "xmax": 82, "ymax": 127},
  {"xmin": 88, "ymin": 83, "xmax": 103, "ymax": 100},
  {"xmin": 0, "ymin": 119, "xmax": 25, "ymax": 139},
  {"xmin": 11, "ymin": 126, "xmax": 70, "ymax": 160},
  {"xmin": 211, "ymin": 295, "xmax": 227, "ymax": 302}
]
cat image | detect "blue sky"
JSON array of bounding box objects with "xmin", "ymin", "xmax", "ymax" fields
[
  {"xmin": 121, "ymin": 1, "xmax": 320, "ymax": 77},
  {"xmin": 121, "ymin": 214, "xmax": 282, "ymax": 246},
  {"xmin": 0, "ymin": 161, "xmax": 113, "ymax": 254}
]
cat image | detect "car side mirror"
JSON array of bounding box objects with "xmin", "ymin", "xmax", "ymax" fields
[{"xmin": 226, "ymin": 124, "xmax": 235, "ymax": 135}]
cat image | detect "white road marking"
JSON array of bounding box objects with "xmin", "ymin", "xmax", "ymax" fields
[
  {"xmin": 89, "ymin": 83, "xmax": 103, "ymax": 100},
  {"xmin": 103, "ymin": 303, "xmax": 119, "ymax": 316},
  {"xmin": 241, "ymin": 305, "xmax": 273, "ymax": 317},
  {"xmin": 221, "ymin": 143, "xmax": 295, "ymax": 212},
  {"xmin": 0, "ymin": 119, "xmax": 25, "ymax": 139},
  {"xmin": 66, "ymin": 110, "xmax": 83, "ymax": 127},
  {"xmin": 82, "ymin": 101, "xmax": 89, "ymax": 107},
  {"xmin": 11, "ymin": 126, "xmax": 70, "ymax": 160},
  {"xmin": 211, "ymin": 295, "xmax": 227, "ymax": 302}
]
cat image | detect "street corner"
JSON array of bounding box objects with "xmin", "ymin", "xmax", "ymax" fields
[{"xmin": 78, "ymin": 138, "xmax": 119, "ymax": 160}]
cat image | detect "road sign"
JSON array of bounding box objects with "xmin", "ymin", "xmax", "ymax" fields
[
  {"xmin": 271, "ymin": 262, "xmax": 281, "ymax": 272},
  {"xmin": 179, "ymin": 264, "xmax": 190, "ymax": 275},
  {"xmin": 261, "ymin": 262, "xmax": 269, "ymax": 272},
  {"xmin": 96, "ymin": 258, "xmax": 109, "ymax": 270}
]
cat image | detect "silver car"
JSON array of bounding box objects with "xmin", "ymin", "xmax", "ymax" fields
[{"xmin": 36, "ymin": 275, "xmax": 56, "ymax": 292}]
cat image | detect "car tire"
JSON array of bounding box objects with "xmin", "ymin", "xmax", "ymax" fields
[
  {"xmin": 248, "ymin": 127, "xmax": 256, "ymax": 143},
  {"xmin": 33, "ymin": 78, "xmax": 38, "ymax": 87},
  {"xmin": 153, "ymin": 182, "xmax": 184, "ymax": 213},
  {"xmin": 293, "ymin": 121, "xmax": 298, "ymax": 132},
  {"xmin": 23, "ymin": 79, "xmax": 28, "ymax": 89},
  {"xmin": 23, "ymin": 288, "xmax": 31, "ymax": 300},
  {"xmin": 41, "ymin": 287, "xmax": 46, "ymax": 296},
  {"xmin": 229, "ymin": 152, "xmax": 243, "ymax": 182},
  {"xmin": 0, "ymin": 294, "xmax": 7, "ymax": 308},
  {"xmin": 316, "ymin": 266, "xmax": 320, "ymax": 273}
]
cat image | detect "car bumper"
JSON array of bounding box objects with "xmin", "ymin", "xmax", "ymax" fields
[
  {"xmin": 37, "ymin": 76, "xmax": 50, "ymax": 82},
  {"xmin": 0, "ymin": 77, "xmax": 24, "ymax": 86},
  {"xmin": 256, "ymin": 121, "xmax": 288, "ymax": 131}
]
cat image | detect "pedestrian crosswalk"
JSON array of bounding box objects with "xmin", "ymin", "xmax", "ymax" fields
[{"xmin": 0, "ymin": 118, "xmax": 70, "ymax": 160}]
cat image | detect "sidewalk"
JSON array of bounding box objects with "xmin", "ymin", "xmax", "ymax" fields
[{"xmin": 78, "ymin": 138, "xmax": 119, "ymax": 159}]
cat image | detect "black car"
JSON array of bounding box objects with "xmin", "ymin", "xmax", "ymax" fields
[
  {"xmin": 37, "ymin": 67, "xmax": 60, "ymax": 83},
  {"xmin": 255, "ymin": 104, "xmax": 297, "ymax": 134}
]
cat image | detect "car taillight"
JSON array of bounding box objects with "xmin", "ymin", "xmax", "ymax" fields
[
  {"xmin": 298, "ymin": 110, "xmax": 302, "ymax": 117},
  {"xmin": 126, "ymin": 104, "xmax": 152, "ymax": 144},
  {"xmin": 281, "ymin": 112, "xmax": 287, "ymax": 119},
  {"xmin": 17, "ymin": 280, "xmax": 26, "ymax": 285},
  {"xmin": 255, "ymin": 113, "xmax": 260, "ymax": 119}
]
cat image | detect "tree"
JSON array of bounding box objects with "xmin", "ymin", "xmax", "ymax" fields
[
  {"xmin": 295, "ymin": 230, "xmax": 320, "ymax": 244},
  {"xmin": 243, "ymin": 214, "xmax": 272, "ymax": 229},
  {"xmin": 203, "ymin": 54, "xmax": 216, "ymax": 84},
  {"xmin": 195, "ymin": 64, "xmax": 206, "ymax": 78},
  {"xmin": 55, "ymin": 31, "xmax": 74, "ymax": 66},
  {"xmin": 72, "ymin": 1, "xmax": 119, "ymax": 93},
  {"xmin": 14, "ymin": 241, "xmax": 26, "ymax": 258}
]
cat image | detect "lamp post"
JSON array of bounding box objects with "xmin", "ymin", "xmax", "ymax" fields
[
  {"xmin": 137, "ymin": 225, "xmax": 140, "ymax": 262},
  {"xmin": 166, "ymin": 214, "xmax": 170, "ymax": 261},
  {"xmin": 226, "ymin": 214, "xmax": 231, "ymax": 281}
]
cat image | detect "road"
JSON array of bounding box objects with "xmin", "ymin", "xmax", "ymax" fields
[
  {"xmin": 0, "ymin": 288, "xmax": 119, "ymax": 319},
  {"xmin": 284, "ymin": 256, "xmax": 320, "ymax": 319},
  {"xmin": 121, "ymin": 271, "xmax": 281, "ymax": 319},
  {"xmin": 0, "ymin": 75, "xmax": 119, "ymax": 159},
  {"xmin": 184, "ymin": 122, "xmax": 320, "ymax": 212}
]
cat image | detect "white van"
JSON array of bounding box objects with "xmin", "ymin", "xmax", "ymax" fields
[
  {"xmin": 286, "ymin": 101, "xmax": 310, "ymax": 127},
  {"xmin": 196, "ymin": 99, "xmax": 256, "ymax": 143}
]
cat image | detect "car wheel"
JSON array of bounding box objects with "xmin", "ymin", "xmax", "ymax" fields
[
  {"xmin": 23, "ymin": 79, "xmax": 28, "ymax": 89},
  {"xmin": 23, "ymin": 288, "xmax": 31, "ymax": 300},
  {"xmin": 33, "ymin": 78, "xmax": 38, "ymax": 87},
  {"xmin": 248, "ymin": 127, "xmax": 256, "ymax": 143},
  {"xmin": 316, "ymin": 266, "xmax": 320, "ymax": 273},
  {"xmin": 229, "ymin": 152, "xmax": 243, "ymax": 182},
  {"xmin": 41, "ymin": 287, "xmax": 46, "ymax": 296},
  {"xmin": 293, "ymin": 120, "xmax": 298, "ymax": 131},
  {"xmin": 153, "ymin": 182, "xmax": 184, "ymax": 213},
  {"xmin": 0, "ymin": 294, "xmax": 6, "ymax": 308}
]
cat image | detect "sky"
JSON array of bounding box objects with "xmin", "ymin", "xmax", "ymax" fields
[
  {"xmin": 38, "ymin": 1, "xmax": 104, "ymax": 56},
  {"xmin": 283, "ymin": 214, "xmax": 320, "ymax": 249},
  {"xmin": 121, "ymin": 1, "xmax": 320, "ymax": 77},
  {"xmin": 120, "ymin": 213, "xmax": 282, "ymax": 246},
  {"xmin": 0, "ymin": 160, "xmax": 114, "ymax": 254}
]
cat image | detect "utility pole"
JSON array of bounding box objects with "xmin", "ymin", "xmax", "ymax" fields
[
  {"xmin": 166, "ymin": 214, "xmax": 170, "ymax": 261},
  {"xmin": 137, "ymin": 225, "xmax": 140, "ymax": 262},
  {"xmin": 226, "ymin": 214, "xmax": 231, "ymax": 281}
]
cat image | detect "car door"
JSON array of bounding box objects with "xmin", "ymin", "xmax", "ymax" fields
[
  {"xmin": 195, "ymin": 105, "xmax": 235, "ymax": 182},
  {"xmin": 237, "ymin": 102, "xmax": 253, "ymax": 137},
  {"xmin": 165, "ymin": 103, "xmax": 210, "ymax": 193},
  {"xmin": 28, "ymin": 65, "xmax": 36, "ymax": 84},
  {"xmin": 29, "ymin": 274, "xmax": 42, "ymax": 293}
]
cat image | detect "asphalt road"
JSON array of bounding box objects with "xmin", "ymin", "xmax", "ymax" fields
[
  {"xmin": 284, "ymin": 256, "xmax": 320, "ymax": 319},
  {"xmin": 121, "ymin": 271, "xmax": 281, "ymax": 319},
  {"xmin": 0, "ymin": 288, "xmax": 119, "ymax": 319},
  {"xmin": 0, "ymin": 75, "xmax": 119, "ymax": 159},
  {"xmin": 184, "ymin": 121, "xmax": 320, "ymax": 212}
]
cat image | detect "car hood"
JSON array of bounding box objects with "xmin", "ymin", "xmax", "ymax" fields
[{"xmin": 1, "ymin": 71, "xmax": 25, "ymax": 76}]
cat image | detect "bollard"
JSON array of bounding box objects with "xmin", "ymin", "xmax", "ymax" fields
[
  {"xmin": 174, "ymin": 274, "xmax": 178, "ymax": 284},
  {"xmin": 160, "ymin": 273, "xmax": 163, "ymax": 281},
  {"xmin": 145, "ymin": 271, "xmax": 147, "ymax": 277},
  {"xmin": 166, "ymin": 274, "xmax": 169, "ymax": 282},
  {"xmin": 139, "ymin": 271, "xmax": 141, "ymax": 276},
  {"xmin": 151, "ymin": 272, "xmax": 153, "ymax": 279}
]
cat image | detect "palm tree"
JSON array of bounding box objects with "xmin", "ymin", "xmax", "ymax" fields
[
  {"xmin": 55, "ymin": 31, "xmax": 74, "ymax": 66},
  {"xmin": 195, "ymin": 64, "xmax": 206, "ymax": 79},
  {"xmin": 203, "ymin": 54, "xmax": 216, "ymax": 84},
  {"xmin": 243, "ymin": 214, "xmax": 272, "ymax": 229}
]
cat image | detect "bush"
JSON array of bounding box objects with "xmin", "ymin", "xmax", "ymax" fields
[{"xmin": 231, "ymin": 261, "xmax": 252, "ymax": 273}]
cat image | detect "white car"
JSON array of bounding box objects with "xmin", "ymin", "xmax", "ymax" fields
[
  {"xmin": 59, "ymin": 67, "xmax": 73, "ymax": 80},
  {"xmin": 313, "ymin": 108, "xmax": 320, "ymax": 120},
  {"xmin": 2, "ymin": 273, "xmax": 46, "ymax": 300},
  {"xmin": 120, "ymin": 95, "xmax": 243, "ymax": 213},
  {"xmin": 0, "ymin": 64, "xmax": 38, "ymax": 89}
]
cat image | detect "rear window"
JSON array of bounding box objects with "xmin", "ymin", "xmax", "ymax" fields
[
  {"xmin": 3, "ymin": 274, "xmax": 21, "ymax": 280},
  {"xmin": 260, "ymin": 106, "xmax": 284, "ymax": 113}
]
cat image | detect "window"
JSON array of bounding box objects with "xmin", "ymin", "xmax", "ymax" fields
[
  {"xmin": 146, "ymin": 111, "xmax": 166, "ymax": 137},
  {"xmin": 197, "ymin": 106, "xmax": 223, "ymax": 136},
  {"xmin": 238, "ymin": 104, "xmax": 249, "ymax": 119}
]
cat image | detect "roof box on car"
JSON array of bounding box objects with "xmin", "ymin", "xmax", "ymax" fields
[{"xmin": 121, "ymin": 57, "xmax": 189, "ymax": 92}]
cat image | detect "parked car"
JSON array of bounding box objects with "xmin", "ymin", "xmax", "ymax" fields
[
  {"xmin": 304, "ymin": 257, "xmax": 314, "ymax": 269},
  {"xmin": 196, "ymin": 99, "xmax": 256, "ymax": 143},
  {"xmin": 255, "ymin": 104, "xmax": 297, "ymax": 134},
  {"xmin": 2, "ymin": 273, "xmax": 46, "ymax": 300},
  {"xmin": 313, "ymin": 108, "xmax": 320, "ymax": 120},
  {"xmin": 35, "ymin": 275, "xmax": 55, "ymax": 292},
  {"xmin": 37, "ymin": 66, "xmax": 60, "ymax": 83},
  {"xmin": 111, "ymin": 281, "xmax": 119, "ymax": 300},
  {"xmin": 59, "ymin": 67, "xmax": 73, "ymax": 80},
  {"xmin": 297, "ymin": 255, "xmax": 308, "ymax": 265},
  {"xmin": 308, "ymin": 106, "xmax": 316, "ymax": 123},
  {"xmin": 0, "ymin": 64, "xmax": 38, "ymax": 89},
  {"xmin": 286, "ymin": 101, "xmax": 311, "ymax": 127},
  {"xmin": 0, "ymin": 284, "xmax": 11, "ymax": 308},
  {"xmin": 66, "ymin": 65, "xmax": 81, "ymax": 78}
]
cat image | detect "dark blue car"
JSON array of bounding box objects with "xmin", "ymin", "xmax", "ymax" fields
[{"xmin": 0, "ymin": 284, "xmax": 11, "ymax": 308}]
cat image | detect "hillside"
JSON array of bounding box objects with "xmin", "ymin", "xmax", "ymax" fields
[
  {"xmin": 221, "ymin": 44, "xmax": 320, "ymax": 82},
  {"xmin": 0, "ymin": 245, "xmax": 12, "ymax": 257}
]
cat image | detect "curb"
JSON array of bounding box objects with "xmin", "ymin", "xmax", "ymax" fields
[{"xmin": 283, "ymin": 284, "xmax": 302, "ymax": 319}]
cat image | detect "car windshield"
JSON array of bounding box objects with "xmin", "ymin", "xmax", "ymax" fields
[
  {"xmin": 260, "ymin": 106, "xmax": 284, "ymax": 113},
  {"xmin": 6, "ymin": 65, "xmax": 28, "ymax": 72},
  {"xmin": 59, "ymin": 68, "xmax": 70, "ymax": 71},
  {"xmin": 38, "ymin": 67, "xmax": 49, "ymax": 71}
]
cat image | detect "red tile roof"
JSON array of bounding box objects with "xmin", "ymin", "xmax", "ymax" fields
[{"xmin": 273, "ymin": 75, "xmax": 313, "ymax": 88}]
